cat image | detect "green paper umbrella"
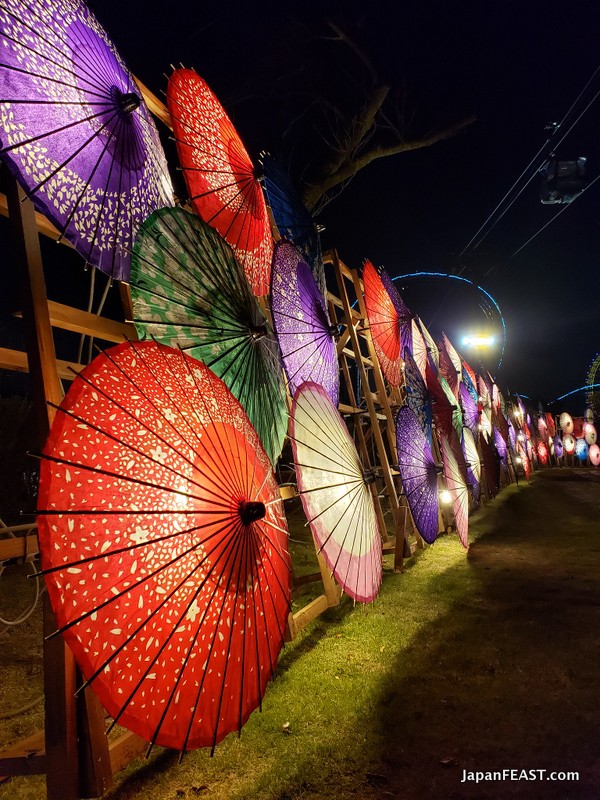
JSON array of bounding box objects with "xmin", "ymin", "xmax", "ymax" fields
[{"xmin": 130, "ymin": 206, "xmax": 287, "ymax": 464}]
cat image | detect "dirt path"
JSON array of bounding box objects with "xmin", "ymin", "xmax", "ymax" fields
[{"xmin": 375, "ymin": 468, "xmax": 600, "ymax": 799}]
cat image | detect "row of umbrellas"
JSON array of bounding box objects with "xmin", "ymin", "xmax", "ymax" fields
[{"xmin": 1, "ymin": 0, "xmax": 585, "ymax": 761}]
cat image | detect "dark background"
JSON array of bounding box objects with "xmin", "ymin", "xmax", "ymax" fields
[{"xmin": 3, "ymin": 0, "xmax": 600, "ymax": 411}]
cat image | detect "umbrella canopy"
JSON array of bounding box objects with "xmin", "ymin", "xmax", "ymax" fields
[
  {"xmin": 0, "ymin": 0, "xmax": 173, "ymax": 280},
  {"xmin": 412, "ymin": 316, "xmax": 439, "ymax": 375},
  {"xmin": 462, "ymin": 359, "xmax": 478, "ymax": 403},
  {"xmin": 480, "ymin": 432, "xmax": 500, "ymax": 496},
  {"xmin": 438, "ymin": 333, "xmax": 462, "ymax": 397},
  {"xmin": 260, "ymin": 153, "xmax": 325, "ymax": 294},
  {"xmin": 559, "ymin": 412, "xmax": 574, "ymax": 434},
  {"xmin": 461, "ymin": 427, "xmax": 481, "ymax": 502},
  {"xmin": 545, "ymin": 412, "xmax": 556, "ymax": 437},
  {"xmin": 270, "ymin": 240, "xmax": 339, "ymax": 405},
  {"xmin": 575, "ymin": 438, "xmax": 589, "ymax": 461},
  {"xmin": 537, "ymin": 440, "xmax": 549, "ymax": 465},
  {"xmin": 403, "ymin": 347, "xmax": 433, "ymax": 446},
  {"xmin": 167, "ymin": 68, "xmax": 272, "ymax": 296},
  {"xmin": 589, "ymin": 443, "xmax": 600, "ymax": 466},
  {"xmin": 458, "ymin": 383, "xmax": 479, "ymax": 436},
  {"xmin": 562, "ymin": 434, "xmax": 576, "ymax": 454},
  {"xmin": 290, "ymin": 381, "xmax": 382, "ymax": 603},
  {"xmin": 426, "ymin": 359, "xmax": 462, "ymax": 440},
  {"xmin": 395, "ymin": 406, "xmax": 439, "ymax": 544},
  {"xmin": 362, "ymin": 260, "xmax": 410, "ymax": 388},
  {"xmin": 553, "ymin": 435, "xmax": 564, "ymax": 458},
  {"xmin": 584, "ymin": 422, "xmax": 597, "ymax": 445},
  {"xmin": 493, "ymin": 425, "xmax": 508, "ymax": 464},
  {"xmin": 440, "ymin": 434, "xmax": 469, "ymax": 548},
  {"xmin": 37, "ymin": 340, "xmax": 291, "ymax": 752},
  {"xmin": 129, "ymin": 206, "xmax": 287, "ymax": 465}
]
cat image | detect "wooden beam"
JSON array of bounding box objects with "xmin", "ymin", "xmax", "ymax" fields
[
  {"xmin": 0, "ymin": 347, "xmax": 83, "ymax": 381},
  {"xmin": 0, "ymin": 192, "xmax": 68, "ymax": 244},
  {"xmin": 133, "ymin": 77, "xmax": 172, "ymax": 130},
  {"xmin": 14, "ymin": 300, "xmax": 137, "ymax": 343},
  {"xmin": 0, "ymin": 533, "xmax": 38, "ymax": 561},
  {"xmin": 0, "ymin": 732, "xmax": 46, "ymax": 777}
]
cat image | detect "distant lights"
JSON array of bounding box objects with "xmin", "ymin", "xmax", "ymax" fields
[{"xmin": 462, "ymin": 335, "xmax": 496, "ymax": 347}]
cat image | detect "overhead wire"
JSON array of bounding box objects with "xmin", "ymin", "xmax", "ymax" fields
[{"xmin": 457, "ymin": 63, "xmax": 600, "ymax": 267}]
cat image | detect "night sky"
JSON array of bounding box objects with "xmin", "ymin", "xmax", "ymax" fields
[{"xmin": 4, "ymin": 0, "xmax": 600, "ymax": 411}]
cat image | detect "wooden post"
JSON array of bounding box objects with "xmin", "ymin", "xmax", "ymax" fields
[{"xmin": 4, "ymin": 176, "xmax": 113, "ymax": 799}]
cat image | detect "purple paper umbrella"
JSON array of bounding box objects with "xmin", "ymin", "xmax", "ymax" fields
[
  {"xmin": 271, "ymin": 241, "xmax": 339, "ymax": 405},
  {"xmin": 461, "ymin": 427, "xmax": 481, "ymax": 502},
  {"xmin": 403, "ymin": 347, "xmax": 433, "ymax": 446},
  {"xmin": 0, "ymin": 0, "xmax": 174, "ymax": 280},
  {"xmin": 395, "ymin": 406, "xmax": 439, "ymax": 544},
  {"xmin": 553, "ymin": 435, "xmax": 564, "ymax": 459},
  {"xmin": 459, "ymin": 382, "xmax": 479, "ymax": 435},
  {"xmin": 493, "ymin": 425, "xmax": 508, "ymax": 464}
]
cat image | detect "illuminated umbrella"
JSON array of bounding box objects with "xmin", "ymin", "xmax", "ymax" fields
[
  {"xmin": 403, "ymin": 348, "xmax": 433, "ymax": 446},
  {"xmin": 395, "ymin": 406, "xmax": 439, "ymax": 544},
  {"xmin": 362, "ymin": 260, "xmax": 410, "ymax": 388},
  {"xmin": 545, "ymin": 413, "xmax": 556, "ymax": 437},
  {"xmin": 271, "ymin": 240, "xmax": 339, "ymax": 405},
  {"xmin": 461, "ymin": 427, "xmax": 481, "ymax": 502},
  {"xmin": 290, "ymin": 382, "xmax": 382, "ymax": 603},
  {"xmin": 538, "ymin": 416, "xmax": 548, "ymax": 441},
  {"xmin": 438, "ymin": 333, "xmax": 461, "ymax": 397},
  {"xmin": 493, "ymin": 425, "xmax": 508, "ymax": 464},
  {"xmin": 584, "ymin": 423, "xmax": 597, "ymax": 445},
  {"xmin": 130, "ymin": 206, "xmax": 287, "ymax": 465},
  {"xmin": 507, "ymin": 419, "xmax": 517, "ymax": 450},
  {"xmin": 575, "ymin": 438, "xmax": 589, "ymax": 461},
  {"xmin": 0, "ymin": 0, "xmax": 174, "ymax": 280},
  {"xmin": 260, "ymin": 153, "xmax": 325, "ymax": 294},
  {"xmin": 537, "ymin": 440, "xmax": 549, "ymax": 465},
  {"xmin": 426, "ymin": 359, "xmax": 462, "ymax": 440},
  {"xmin": 589, "ymin": 443, "xmax": 600, "ymax": 466},
  {"xmin": 572, "ymin": 418, "xmax": 585, "ymax": 439},
  {"xmin": 462, "ymin": 359, "xmax": 478, "ymax": 403},
  {"xmin": 553, "ymin": 435, "xmax": 564, "ymax": 459},
  {"xmin": 516, "ymin": 444, "xmax": 531, "ymax": 480},
  {"xmin": 585, "ymin": 408, "xmax": 595, "ymax": 423},
  {"xmin": 440, "ymin": 434, "xmax": 469, "ymax": 548},
  {"xmin": 563, "ymin": 434, "xmax": 576, "ymax": 455},
  {"xmin": 37, "ymin": 340, "xmax": 291, "ymax": 752},
  {"xmin": 560, "ymin": 412, "xmax": 574, "ymax": 434},
  {"xmin": 412, "ymin": 316, "xmax": 439, "ymax": 376},
  {"xmin": 460, "ymin": 382, "xmax": 479, "ymax": 435},
  {"xmin": 167, "ymin": 68, "xmax": 273, "ymax": 295}
]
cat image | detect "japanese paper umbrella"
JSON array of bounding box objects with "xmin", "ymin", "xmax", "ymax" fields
[
  {"xmin": 438, "ymin": 333, "xmax": 462, "ymax": 397},
  {"xmin": 459, "ymin": 381, "xmax": 479, "ymax": 436},
  {"xmin": 0, "ymin": 0, "xmax": 174, "ymax": 280},
  {"xmin": 167, "ymin": 67, "xmax": 272, "ymax": 296},
  {"xmin": 461, "ymin": 427, "xmax": 481, "ymax": 502},
  {"xmin": 36, "ymin": 340, "xmax": 291, "ymax": 752},
  {"xmin": 129, "ymin": 206, "xmax": 287, "ymax": 465},
  {"xmin": 440, "ymin": 433, "xmax": 469, "ymax": 548},
  {"xmin": 480, "ymin": 431, "xmax": 500, "ymax": 496},
  {"xmin": 290, "ymin": 382, "xmax": 382, "ymax": 603},
  {"xmin": 395, "ymin": 406, "xmax": 439, "ymax": 544},
  {"xmin": 403, "ymin": 347, "xmax": 433, "ymax": 446},
  {"xmin": 261, "ymin": 153, "xmax": 325, "ymax": 294},
  {"xmin": 270, "ymin": 240, "xmax": 339, "ymax": 405},
  {"xmin": 362, "ymin": 259, "xmax": 412, "ymax": 387}
]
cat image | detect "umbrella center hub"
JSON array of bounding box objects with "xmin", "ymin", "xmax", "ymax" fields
[
  {"xmin": 362, "ymin": 469, "xmax": 377, "ymax": 485},
  {"xmin": 250, "ymin": 325, "xmax": 268, "ymax": 341},
  {"xmin": 327, "ymin": 323, "xmax": 344, "ymax": 340},
  {"xmin": 112, "ymin": 88, "xmax": 142, "ymax": 116},
  {"xmin": 238, "ymin": 500, "xmax": 266, "ymax": 525}
]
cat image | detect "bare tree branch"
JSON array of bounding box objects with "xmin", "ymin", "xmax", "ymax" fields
[{"xmin": 303, "ymin": 115, "xmax": 477, "ymax": 210}]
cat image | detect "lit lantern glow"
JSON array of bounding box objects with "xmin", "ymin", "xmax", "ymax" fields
[{"xmin": 439, "ymin": 489, "xmax": 453, "ymax": 505}]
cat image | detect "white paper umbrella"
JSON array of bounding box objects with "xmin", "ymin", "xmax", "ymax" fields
[{"xmin": 290, "ymin": 382, "xmax": 382, "ymax": 603}]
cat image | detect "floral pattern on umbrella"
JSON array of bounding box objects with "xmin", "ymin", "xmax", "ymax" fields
[
  {"xmin": 0, "ymin": 0, "xmax": 174, "ymax": 280},
  {"xmin": 167, "ymin": 67, "xmax": 272, "ymax": 296},
  {"xmin": 130, "ymin": 206, "xmax": 287, "ymax": 465},
  {"xmin": 37, "ymin": 340, "xmax": 291, "ymax": 752}
]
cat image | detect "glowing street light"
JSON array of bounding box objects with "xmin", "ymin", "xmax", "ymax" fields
[{"xmin": 461, "ymin": 334, "xmax": 496, "ymax": 348}]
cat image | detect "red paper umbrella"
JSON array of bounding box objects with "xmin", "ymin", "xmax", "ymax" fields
[
  {"xmin": 290, "ymin": 382, "xmax": 382, "ymax": 603},
  {"xmin": 537, "ymin": 440, "xmax": 549, "ymax": 465},
  {"xmin": 545, "ymin": 412, "xmax": 556, "ymax": 437},
  {"xmin": 440, "ymin": 434, "xmax": 469, "ymax": 549},
  {"xmin": 362, "ymin": 259, "xmax": 409, "ymax": 387},
  {"xmin": 37, "ymin": 341, "xmax": 290, "ymax": 753},
  {"xmin": 572, "ymin": 417, "xmax": 585, "ymax": 439},
  {"xmin": 167, "ymin": 68, "xmax": 273, "ymax": 295}
]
